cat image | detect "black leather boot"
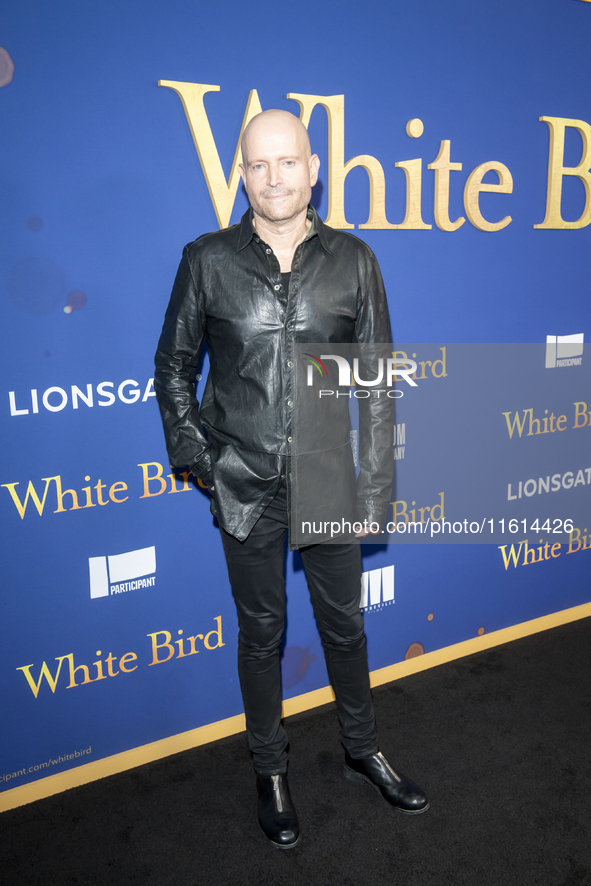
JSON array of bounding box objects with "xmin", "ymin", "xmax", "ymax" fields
[
  {"xmin": 344, "ymin": 750, "xmax": 429, "ymax": 814},
  {"xmin": 256, "ymin": 772, "xmax": 300, "ymax": 848}
]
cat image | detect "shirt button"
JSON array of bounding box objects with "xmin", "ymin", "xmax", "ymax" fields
[
  {"xmin": 287, "ymin": 361, "xmax": 293, "ymax": 367},
  {"xmin": 287, "ymin": 400, "xmax": 293, "ymax": 407},
  {"xmin": 287, "ymin": 436, "xmax": 292, "ymax": 443},
  {"xmin": 266, "ymin": 248, "xmax": 272, "ymax": 254},
  {"xmin": 274, "ymin": 284, "xmax": 281, "ymax": 291}
]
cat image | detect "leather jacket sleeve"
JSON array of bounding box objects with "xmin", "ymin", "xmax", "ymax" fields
[
  {"xmin": 353, "ymin": 252, "xmax": 394, "ymax": 529},
  {"xmin": 153, "ymin": 246, "xmax": 213, "ymax": 485}
]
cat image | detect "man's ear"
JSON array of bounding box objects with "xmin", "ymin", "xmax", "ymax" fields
[
  {"xmin": 309, "ymin": 154, "xmax": 320, "ymax": 187},
  {"xmin": 238, "ymin": 163, "xmax": 246, "ymax": 186}
]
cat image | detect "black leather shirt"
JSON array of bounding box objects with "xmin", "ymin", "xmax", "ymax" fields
[{"xmin": 154, "ymin": 206, "xmax": 393, "ymax": 543}]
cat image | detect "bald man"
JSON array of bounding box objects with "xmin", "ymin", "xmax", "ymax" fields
[{"xmin": 155, "ymin": 110, "xmax": 428, "ymax": 849}]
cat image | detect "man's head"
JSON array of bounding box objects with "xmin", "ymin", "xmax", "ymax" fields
[{"xmin": 239, "ymin": 110, "xmax": 320, "ymax": 227}]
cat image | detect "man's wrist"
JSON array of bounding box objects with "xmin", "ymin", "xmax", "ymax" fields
[
  {"xmin": 356, "ymin": 499, "xmax": 389, "ymax": 530},
  {"xmin": 190, "ymin": 450, "xmax": 213, "ymax": 485}
]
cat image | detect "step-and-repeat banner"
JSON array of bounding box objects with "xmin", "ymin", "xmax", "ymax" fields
[{"xmin": 1, "ymin": 0, "xmax": 589, "ymax": 797}]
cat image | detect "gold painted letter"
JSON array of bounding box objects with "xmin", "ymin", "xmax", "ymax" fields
[
  {"xmin": 204, "ymin": 616, "xmax": 225, "ymax": 650},
  {"xmin": 393, "ymin": 159, "xmax": 432, "ymax": 230},
  {"xmin": 288, "ymin": 93, "xmax": 397, "ymax": 230},
  {"xmin": 2, "ymin": 477, "xmax": 56, "ymax": 519},
  {"xmin": 147, "ymin": 631, "xmax": 175, "ymax": 665},
  {"xmin": 428, "ymin": 140, "xmax": 465, "ymax": 231},
  {"xmin": 534, "ymin": 116, "xmax": 591, "ymax": 229},
  {"xmin": 158, "ymin": 81, "xmax": 263, "ymax": 229},
  {"xmin": 464, "ymin": 161, "xmax": 513, "ymax": 232},
  {"xmin": 17, "ymin": 656, "xmax": 70, "ymax": 698},
  {"xmin": 138, "ymin": 462, "xmax": 167, "ymax": 498}
]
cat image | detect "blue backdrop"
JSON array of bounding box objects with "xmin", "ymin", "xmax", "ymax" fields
[{"xmin": 1, "ymin": 0, "xmax": 589, "ymax": 798}]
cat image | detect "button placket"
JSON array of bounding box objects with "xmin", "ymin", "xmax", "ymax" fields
[
  {"xmin": 283, "ymin": 251, "xmax": 301, "ymax": 459},
  {"xmin": 284, "ymin": 338, "xmax": 295, "ymax": 455}
]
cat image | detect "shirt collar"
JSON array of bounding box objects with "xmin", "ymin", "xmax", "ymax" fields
[{"xmin": 235, "ymin": 205, "xmax": 332, "ymax": 256}]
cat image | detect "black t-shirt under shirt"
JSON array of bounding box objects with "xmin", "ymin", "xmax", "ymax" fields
[{"xmin": 277, "ymin": 272, "xmax": 290, "ymax": 316}]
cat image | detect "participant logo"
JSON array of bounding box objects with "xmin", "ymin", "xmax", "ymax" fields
[
  {"xmin": 360, "ymin": 565, "xmax": 394, "ymax": 612},
  {"xmin": 545, "ymin": 334, "xmax": 584, "ymax": 368},
  {"xmin": 89, "ymin": 546, "xmax": 156, "ymax": 599}
]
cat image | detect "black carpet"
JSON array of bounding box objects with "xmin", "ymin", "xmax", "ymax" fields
[{"xmin": 2, "ymin": 617, "xmax": 590, "ymax": 886}]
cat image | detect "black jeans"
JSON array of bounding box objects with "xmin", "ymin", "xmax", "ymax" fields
[{"xmin": 220, "ymin": 481, "xmax": 379, "ymax": 774}]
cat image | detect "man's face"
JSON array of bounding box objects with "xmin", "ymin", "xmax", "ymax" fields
[{"xmin": 239, "ymin": 113, "xmax": 320, "ymax": 226}]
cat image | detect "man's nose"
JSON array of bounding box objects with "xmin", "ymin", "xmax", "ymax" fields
[{"xmin": 267, "ymin": 163, "xmax": 283, "ymax": 188}]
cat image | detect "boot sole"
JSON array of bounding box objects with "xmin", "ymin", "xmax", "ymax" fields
[
  {"xmin": 265, "ymin": 834, "xmax": 300, "ymax": 849},
  {"xmin": 343, "ymin": 764, "xmax": 430, "ymax": 814}
]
